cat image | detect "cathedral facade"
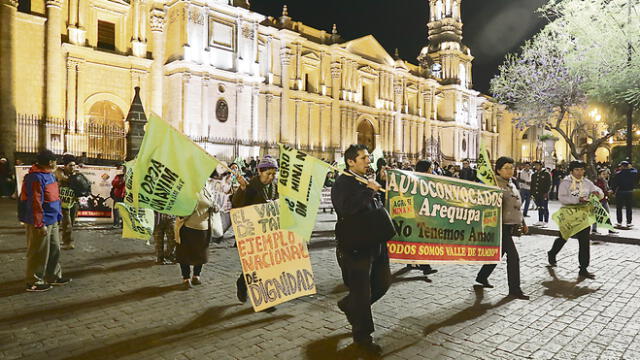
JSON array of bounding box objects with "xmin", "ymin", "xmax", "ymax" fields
[{"xmin": 0, "ymin": 0, "xmax": 518, "ymax": 164}]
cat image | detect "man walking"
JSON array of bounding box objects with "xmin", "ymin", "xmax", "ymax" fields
[
  {"xmin": 531, "ymin": 162, "xmax": 551, "ymax": 227},
  {"xmin": 517, "ymin": 163, "xmax": 533, "ymax": 217},
  {"xmin": 611, "ymin": 161, "xmax": 638, "ymax": 228},
  {"xmin": 331, "ymin": 144, "xmax": 391, "ymax": 355},
  {"xmin": 19, "ymin": 150, "xmax": 71, "ymax": 292},
  {"xmin": 547, "ymin": 161, "xmax": 603, "ymax": 279}
]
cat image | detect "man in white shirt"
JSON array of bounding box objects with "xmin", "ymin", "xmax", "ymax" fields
[{"xmin": 517, "ymin": 163, "xmax": 533, "ymax": 217}]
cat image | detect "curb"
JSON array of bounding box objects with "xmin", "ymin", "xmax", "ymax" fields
[{"xmin": 527, "ymin": 227, "xmax": 640, "ymax": 245}]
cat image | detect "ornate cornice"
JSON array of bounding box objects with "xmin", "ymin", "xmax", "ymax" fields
[
  {"xmin": 45, "ymin": 0, "xmax": 62, "ymax": 9},
  {"xmin": 149, "ymin": 8, "xmax": 165, "ymax": 33}
]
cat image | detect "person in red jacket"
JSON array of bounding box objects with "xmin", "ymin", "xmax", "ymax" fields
[
  {"xmin": 111, "ymin": 164, "xmax": 126, "ymax": 228},
  {"xmin": 19, "ymin": 150, "xmax": 70, "ymax": 292}
]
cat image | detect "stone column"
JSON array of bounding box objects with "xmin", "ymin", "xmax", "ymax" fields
[
  {"xmin": 65, "ymin": 58, "xmax": 79, "ymax": 132},
  {"xmin": 393, "ymin": 79, "xmax": 403, "ymax": 155},
  {"xmin": 418, "ymin": 120, "xmax": 425, "ymax": 158},
  {"xmin": 201, "ymin": 74, "xmax": 209, "ymax": 137},
  {"xmin": 251, "ymin": 85, "xmax": 259, "ymax": 144},
  {"xmin": 149, "ymin": 8, "xmax": 165, "ymax": 116},
  {"xmin": 180, "ymin": 72, "xmax": 191, "ymax": 133},
  {"xmin": 280, "ymin": 47, "xmax": 292, "ymax": 144},
  {"xmin": 265, "ymin": 94, "xmax": 273, "ymax": 143},
  {"xmin": 131, "ymin": 0, "xmax": 147, "ymax": 57},
  {"xmin": 339, "ymin": 108, "xmax": 347, "ymax": 150},
  {"xmin": 46, "ymin": 0, "xmax": 65, "ymax": 120},
  {"xmin": 0, "ymin": 0, "xmax": 17, "ymax": 162}
]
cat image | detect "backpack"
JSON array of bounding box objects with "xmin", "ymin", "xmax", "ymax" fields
[{"xmin": 69, "ymin": 173, "xmax": 92, "ymax": 197}]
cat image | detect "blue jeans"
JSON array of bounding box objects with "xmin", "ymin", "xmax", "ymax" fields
[{"xmin": 520, "ymin": 189, "xmax": 531, "ymax": 216}]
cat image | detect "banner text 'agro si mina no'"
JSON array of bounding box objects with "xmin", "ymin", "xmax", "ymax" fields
[
  {"xmin": 386, "ymin": 169, "xmax": 503, "ymax": 263},
  {"xmin": 231, "ymin": 200, "xmax": 316, "ymax": 312}
]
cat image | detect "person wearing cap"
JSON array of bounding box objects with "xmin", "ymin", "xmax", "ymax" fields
[
  {"xmin": 611, "ymin": 160, "xmax": 638, "ymax": 228},
  {"xmin": 231, "ymin": 155, "xmax": 278, "ymax": 309},
  {"xmin": 55, "ymin": 154, "xmax": 79, "ymax": 250},
  {"xmin": 19, "ymin": 149, "xmax": 70, "ymax": 292},
  {"xmin": 547, "ymin": 161, "xmax": 603, "ymax": 279}
]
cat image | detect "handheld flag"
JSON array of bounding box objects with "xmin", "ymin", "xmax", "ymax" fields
[
  {"xmin": 116, "ymin": 202, "xmax": 155, "ymax": 240},
  {"xmin": 477, "ymin": 144, "xmax": 497, "ymax": 186},
  {"xmin": 278, "ymin": 144, "xmax": 332, "ymax": 242},
  {"xmin": 130, "ymin": 114, "xmax": 220, "ymax": 216}
]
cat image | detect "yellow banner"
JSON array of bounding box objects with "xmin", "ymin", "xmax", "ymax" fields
[{"xmin": 230, "ymin": 200, "xmax": 316, "ymax": 312}]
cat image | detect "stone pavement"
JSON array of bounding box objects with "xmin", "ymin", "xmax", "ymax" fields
[{"xmin": 1, "ymin": 198, "xmax": 640, "ymax": 360}]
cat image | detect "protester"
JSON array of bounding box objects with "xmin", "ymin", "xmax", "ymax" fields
[
  {"xmin": 19, "ymin": 149, "xmax": 70, "ymax": 292},
  {"xmin": 517, "ymin": 162, "xmax": 533, "ymax": 217},
  {"xmin": 0, "ymin": 157, "xmax": 12, "ymax": 197},
  {"xmin": 459, "ymin": 159, "xmax": 476, "ymax": 181},
  {"xmin": 407, "ymin": 160, "xmax": 437, "ymax": 276},
  {"xmin": 547, "ymin": 161, "xmax": 603, "ymax": 279},
  {"xmin": 551, "ymin": 166, "xmax": 565, "ymax": 200},
  {"xmin": 530, "ymin": 161, "xmax": 551, "ymax": 227},
  {"xmin": 232, "ymin": 155, "xmax": 277, "ymax": 309},
  {"xmin": 475, "ymin": 157, "xmax": 529, "ymax": 300},
  {"xmin": 154, "ymin": 213, "xmax": 176, "ymax": 264},
  {"xmin": 375, "ymin": 157, "xmax": 387, "ymax": 203},
  {"xmin": 174, "ymin": 184, "xmax": 218, "ymax": 288},
  {"xmin": 592, "ymin": 168, "xmax": 617, "ymax": 235},
  {"xmin": 331, "ymin": 144, "xmax": 391, "ymax": 355},
  {"xmin": 55, "ymin": 154, "xmax": 79, "ymax": 250},
  {"xmin": 110, "ymin": 164, "xmax": 126, "ymax": 228},
  {"xmin": 611, "ymin": 161, "xmax": 638, "ymax": 228}
]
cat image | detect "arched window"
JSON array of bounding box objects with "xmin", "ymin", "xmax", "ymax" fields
[
  {"xmin": 357, "ymin": 119, "xmax": 375, "ymax": 153},
  {"xmin": 87, "ymin": 101, "xmax": 125, "ymax": 160}
]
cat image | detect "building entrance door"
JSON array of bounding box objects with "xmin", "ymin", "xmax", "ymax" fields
[{"xmin": 357, "ymin": 119, "xmax": 375, "ymax": 152}]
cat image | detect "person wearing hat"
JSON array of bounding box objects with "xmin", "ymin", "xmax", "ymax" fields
[
  {"xmin": 547, "ymin": 161, "xmax": 603, "ymax": 279},
  {"xmin": 55, "ymin": 154, "xmax": 79, "ymax": 250},
  {"xmin": 610, "ymin": 160, "xmax": 638, "ymax": 228},
  {"xmin": 231, "ymin": 155, "xmax": 278, "ymax": 309}
]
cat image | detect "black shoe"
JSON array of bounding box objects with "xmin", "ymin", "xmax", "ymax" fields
[
  {"xmin": 475, "ymin": 277, "xmax": 493, "ymax": 288},
  {"xmin": 547, "ymin": 251, "xmax": 557, "ymax": 267},
  {"xmin": 422, "ymin": 267, "xmax": 438, "ymax": 276},
  {"xmin": 579, "ymin": 270, "xmax": 596, "ymax": 279},
  {"xmin": 26, "ymin": 283, "xmax": 52, "ymax": 292},
  {"xmin": 236, "ymin": 277, "xmax": 248, "ymax": 303},
  {"xmin": 48, "ymin": 277, "xmax": 71, "ymax": 286},
  {"xmin": 354, "ymin": 340, "xmax": 382, "ymax": 355},
  {"xmin": 508, "ymin": 292, "xmax": 530, "ymax": 300}
]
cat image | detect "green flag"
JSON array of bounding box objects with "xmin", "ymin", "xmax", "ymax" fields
[
  {"xmin": 370, "ymin": 147, "xmax": 384, "ymax": 172},
  {"xmin": 233, "ymin": 156, "xmax": 247, "ymax": 169},
  {"xmin": 552, "ymin": 204, "xmax": 595, "ymax": 239},
  {"xmin": 278, "ymin": 144, "xmax": 332, "ymax": 242},
  {"xmin": 130, "ymin": 114, "xmax": 220, "ymax": 216},
  {"xmin": 116, "ymin": 202, "xmax": 155, "ymax": 240},
  {"xmin": 477, "ymin": 144, "xmax": 497, "ymax": 186},
  {"xmin": 589, "ymin": 194, "xmax": 614, "ymax": 231}
]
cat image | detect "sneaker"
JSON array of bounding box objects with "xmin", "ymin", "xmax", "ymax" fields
[
  {"xmin": 541, "ymin": 222, "xmax": 548, "ymax": 228},
  {"xmin": 609, "ymin": 230, "xmax": 619, "ymax": 234},
  {"xmin": 26, "ymin": 283, "xmax": 52, "ymax": 292},
  {"xmin": 61, "ymin": 244, "xmax": 75, "ymax": 250},
  {"xmin": 533, "ymin": 221, "xmax": 544, "ymax": 227},
  {"xmin": 626, "ymin": 223, "xmax": 633, "ymax": 228},
  {"xmin": 182, "ymin": 279, "xmax": 192, "ymax": 289},
  {"xmin": 48, "ymin": 277, "xmax": 71, "ymax": 286},
  {"xmin": 508, "ymin": 291, "xmax": 530, "ymax": 300},
  {"xmin": 191, "ymin": 276, "xmax": 202, "ymax": 285},
  {"xmin": 475, "ymin": 277, "xmax": 493, "ymax": 288},
  {"xmin": 591, "ymin": 230, "xmax": 601, "ymax": 235}
]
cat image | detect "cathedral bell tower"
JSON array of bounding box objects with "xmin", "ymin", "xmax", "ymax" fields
[{"xmin": 418, "ymin": 0, "xmax": 473, "ymax": 88}]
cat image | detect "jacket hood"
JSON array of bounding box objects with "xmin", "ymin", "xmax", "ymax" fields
[{"xmin": 28, "ymin": 164, "xmax": 52, "ymax": 174}]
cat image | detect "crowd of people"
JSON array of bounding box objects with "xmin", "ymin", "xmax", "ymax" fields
[{"xmin": 10, "ymin": 146, "xmax": 639, "ymax": 355}]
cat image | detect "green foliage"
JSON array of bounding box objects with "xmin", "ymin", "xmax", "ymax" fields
[{"xmin": 610, "ymin": 145, "xmax": 640, "ymax": 168}]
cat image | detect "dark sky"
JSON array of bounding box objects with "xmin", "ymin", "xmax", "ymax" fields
[{"xmin": 250, "ymin": 0, "xmax": 549, "ymax": 95}]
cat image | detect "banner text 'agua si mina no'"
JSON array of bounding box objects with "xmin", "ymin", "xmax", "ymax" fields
[
  {"xmin": 386, "ymin": 169, "xmax": 503, "ymax": 263},
  {"xmin": 231, "ymin": 200, "xmax": 316, "ymax": 312}
]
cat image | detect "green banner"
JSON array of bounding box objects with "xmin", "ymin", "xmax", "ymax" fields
[
  {"xmin": 589, "ymin": 195, "xmax": 614, "ymax": 231},
  {"xmin": 386, "ymin": 169, "xmax": 503, "ymax": 264},
  {"xmin": 130, "ymin": 114, "xmax": 220, "ymax": 216},
  {"xmin": 116, "ymin": 202, "xmax": 155, "ymax": 240},
  {"xmin": 552, "ymin": 204, "xmax": 595, "ymax": 239},
  {"xmin": 477, "ymin": 144, "xmax": 497, "ymax": 186},
  {"xmin": 278, "ymin": 144, "xmax": 331, "ymax": 243}
]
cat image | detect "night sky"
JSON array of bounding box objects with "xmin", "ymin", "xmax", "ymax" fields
[{"xmin": 250, "ymin": 0, "xmax": 549, "ymax": 95}]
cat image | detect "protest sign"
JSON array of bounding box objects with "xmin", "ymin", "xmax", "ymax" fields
[
  {"xmin": 115, "ymin": 202, "xmax": 155, "ymax": 240},
  {"xmin": 230, "ymin": 200, "xmax": 316, "ymax": 312},
  {"xmin": 589, "ymin": 195, "xmax": 614, "ymax": 231},
  {"xmin": 278, "ymin": 144, "xmax": 331, "ymax": 242},
  {"xmin": 130, "ymin": 114, "xmax": 219, "ymax": 216},
  {"xmin": 17, "ymin": 165, "xmax": 119, "ymax": 223},
  {"xmin": 552, "ymin": 204, "xmax": 595, "ymax": 239},
  {"xmin": 477, "ymin": 144, "xmax": 497, "ymax": 186},
  {"xmin": 386, "ymin": 169, "xmax": 503, "ymax": 263}
]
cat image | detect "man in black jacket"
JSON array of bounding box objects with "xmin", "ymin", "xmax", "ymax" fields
[
  {"xmin": 331, "ymin": 144, "xmax": 391, "ymax": 355},
  {"xmin": 530, "ymin": 162, "xmax": 552, "ymax": 227},
  {"xmin": 459, "ymin": 159, "xmax": 477, "ymax": 181},
  {"xmin": 611, "ymin": 161, "xmax": 638, "ymax": 227}
]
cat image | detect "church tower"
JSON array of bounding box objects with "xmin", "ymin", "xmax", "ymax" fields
[{"xmin": 418, "ymin": 0, "xmax": 473, "ymax": 88}]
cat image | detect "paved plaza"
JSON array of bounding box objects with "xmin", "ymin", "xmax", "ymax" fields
[{"xmin": 1, "ymin": 199, "xmax": 640, "ymax": 360}]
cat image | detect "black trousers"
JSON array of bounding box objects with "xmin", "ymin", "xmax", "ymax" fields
[
  {"xmin": 180, "ymin": 264, "xmax": 202, "ymax": 279},
  {"xmin": 549, "ymin": 227, "xmax": 590, "ymax": 270},
  {"xmin": 616, "ymin": 191, "xmax": 633, "ymax": 224},
  {"xmin": 336, "ymin": 243, "xmax": 391, "ymax": 343},
  {"xmin": 477, "ymin": 225, "xmax": 521, "ymax": 294}
]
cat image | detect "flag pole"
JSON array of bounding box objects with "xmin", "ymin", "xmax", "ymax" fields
[{"xmin": 325, "ymin": 163, "xmax": 386, "ymax": 194}]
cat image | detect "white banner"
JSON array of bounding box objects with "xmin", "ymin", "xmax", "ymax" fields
[{"xmin": 16, "ymin": 165, "xmax": 121, "ymax": 223}]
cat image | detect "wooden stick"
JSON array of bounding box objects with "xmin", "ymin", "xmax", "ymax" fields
[{"xmin": 326, "ymin": 163, "xmax": 386, "ymax": 194}]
